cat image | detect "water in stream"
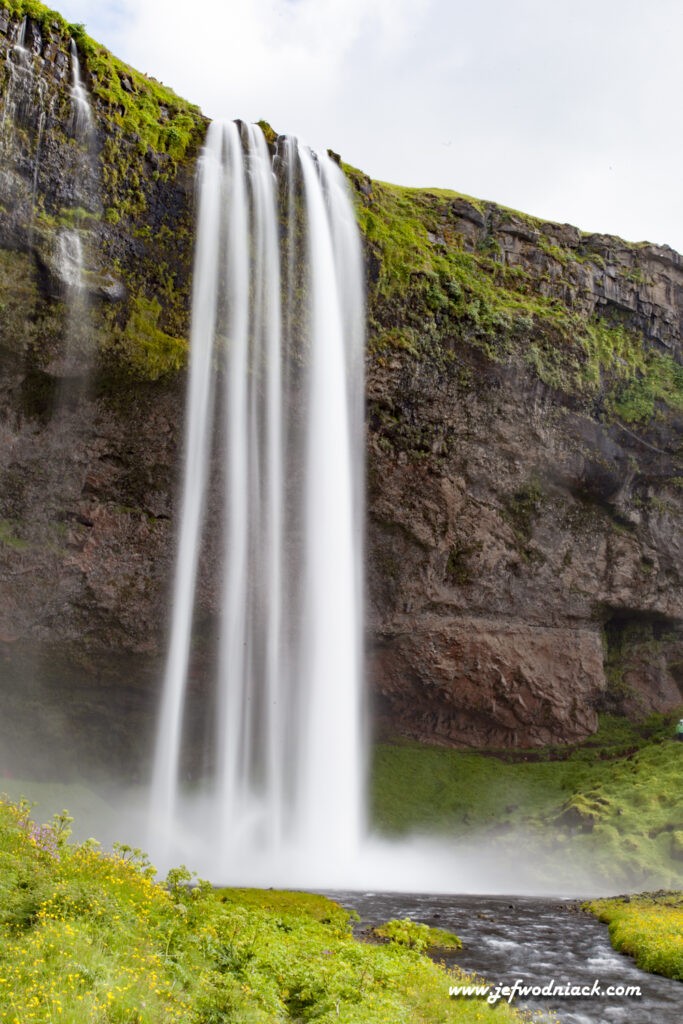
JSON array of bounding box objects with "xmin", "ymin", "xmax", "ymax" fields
[{"xmin": 332, "ymin": 892, "xmax": 681, "ymax": 1024}]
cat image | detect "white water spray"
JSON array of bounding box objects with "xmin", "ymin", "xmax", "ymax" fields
[
  {"xmin": 56, "ymin": 229, "xmax": 85, "ymax": 291},
  {"xmin": 13, "ymin": 16, "xmax": 27, "ymax": 50},
  {"xmin": 69, "ymin": 39, "xmax": 93, "ymax": 142},
  {"xmin": 1, "ymin": 17, "xmax": 35, "ymax": 155},
  {"xmin": 151, "ymin": 122, "xmax": 365, "ymax": 882}
]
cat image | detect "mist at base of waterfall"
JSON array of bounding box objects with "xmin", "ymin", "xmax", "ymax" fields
[{"xmin": 0, "ymin": 775, "xmax": 628, "ymax": 899}]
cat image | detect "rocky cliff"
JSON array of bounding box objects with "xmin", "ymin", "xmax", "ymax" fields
[
  {"xmin": 354, "ymin": 177, "xmax": 683, "ymax": 747},
  {"xmin": 0, "ymin": 1, "xmax": 681, "ymax": 777}
]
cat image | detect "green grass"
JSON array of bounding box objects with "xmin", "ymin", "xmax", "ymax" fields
[
  {"xmin": 344, "ymin": 170, "xmax": 683, "ymax": 420},
  {"xmin": 584, "ymin": 892, "xmax": 683, "ymax": 980},
  {"xmin": 0, "ymin": 0, "xmax": 206, "ymax": 160},
  {"xmin": 372, "ymin": 714, "xmax": 683, "ymax": 888},
  {"xmin": 0, "ymin": 796, "xmax": 529, "ymax": 1023},
  {"xmin": 372, "ymin": 918, "xmax": 462, "ymax": 953}
]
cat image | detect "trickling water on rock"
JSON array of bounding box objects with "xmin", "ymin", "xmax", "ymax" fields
[
  {"xmin": 47, "ymin": 44, "xmax": 96, "ymax": 385},
  {"xmin": 150, "ymin": 121, "xmax": 365, "ymax": 882},
  {"xmin": 69, "ymin": 39, "xmax": 92, "ymax": 143},
  {"xmin": 1, "ymin": 17, "xmax": 42, "ymax": 158},
  {"xmin": 56, "ymin": 228, "xmax": 85, "ymax": 291}
]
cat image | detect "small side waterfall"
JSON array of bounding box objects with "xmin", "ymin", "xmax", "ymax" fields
[
  {"xmin": 56, "ymin": 229, "xmax": 85, "ymax": 291},
  {"xmin": 50, "ymin": 41, "xmax": 96, "ymax": 383},
  {"xmin": 54, "ymin": 227, "xmax": 90, "ymax": 382},
  {"xmin": 69, "ymin": 39, "xmax": 93, "ymax": 142},
  {"xmin": 151, "ymin": 121, "xmax": 365, "ymax": 883},
  {"xmin": 1, "ymin": 17, "xmax": 39, "ymax": 156},
  {"xmin": 14, "ymin": 16, "xmax": 27, "ymax": 49}
]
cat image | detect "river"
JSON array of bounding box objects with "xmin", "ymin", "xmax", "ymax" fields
[{"xmin": 328, "ymin": 891, "xmax": 681, "ymax": 1023}]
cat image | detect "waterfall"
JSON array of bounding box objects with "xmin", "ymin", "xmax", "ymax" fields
[
  {"xmin": 54, "ymin": 226, "xmax": 91, "ymax": 381},
  {"xmin": 56, "ymin": 229, "xmax": 85, "ymax": 291},
  {"xmin": 1, "ymin": 18, "xmax": 37, "ymax": 156},
  {"xmin": 69, "ymin": 39, "xmax": 93, "ymax": 142},
  {"xmin": 49, "ymin": 42, "xmax": 96, "ymax": 382},
  {"xmin": 150, "ymin": 121, "xmax": 365, "ymax": 882},
  {"xmin": 13, "ymin": 16, "xmax": 27, "ymax": 50}
]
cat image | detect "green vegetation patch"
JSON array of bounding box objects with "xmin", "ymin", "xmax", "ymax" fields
[
  {"xmin": 0, "ymin": 517, "xmax": 30, "ymax": 550},
  {"xmin": 0, "ymin": 0, "xmax": 69, "ymax": 35},
  {"xmin": 0, "ymin": 796, "xmax": 527, "ymax": 1023},
  {"xmin": 345, "ymin": 169, "xmax": 681, "ymax": 423},
  {"xmin": 372, "ymin": 714, "xmax": 683, "ymax": 888},
  {"xmin": 612, "ymin": 352, "xmax": 683, "ymax": 424},
  {"xmin": 373, "ymin": 918, "xmax": 462, "ymax": 953},
  {"xmin": 584, "ymin": 891, "xmax": 683, "ymax": 981},
  {"xmin": 0, "ymin": 248, "xmax": 39, "ymax": 353},
  {"xmin": 117, "ymin": 295, "xmax": 188, "ymax": 380}
]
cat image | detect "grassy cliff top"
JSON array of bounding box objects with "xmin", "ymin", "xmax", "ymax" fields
[{"xmin": 0, "ymin": 0, "xmax": 206, "ymax": 158}]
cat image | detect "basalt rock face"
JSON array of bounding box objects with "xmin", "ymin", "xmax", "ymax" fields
[
  {"xmin": 0, "ymin": 6, "xmax": 681, "ymax": 775},
  {"xmin": 366, "ymin": 351, "xmax": 683, "ymax": 746},
  {"xmin": 357, "ymin": 181, "xmax": 683, "ymax": 746},
  {"xmin": 0, "ymin": 4, "xmax": 203, "ymax": 777}
]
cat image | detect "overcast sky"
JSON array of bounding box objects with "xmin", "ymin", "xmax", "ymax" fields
[{"xmin": 55, "ymin": 0, "xmax": 683, "ymax": 253}]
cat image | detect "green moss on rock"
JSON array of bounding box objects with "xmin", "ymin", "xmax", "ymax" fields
[
  {"xmin": 345, "ymin": 167, "xmax": 682, "ymax": 428},
  {"xmin": 0, "ymin": 518, "xmax": 30, "ymax": 550},
  {"xmin": 116, "ymin": 295, "xmax": 187, "ymax": 381},
  {"xmin": 68, "ymin": 23, "xmax": 206, "ymax": 162},
  {"xmin": 612, "ymin": 352, "xmax": 683, "ymax": 423},
  {"xmin": 0, "ymin": 249, "xmax": 39, "ymax": 354}
]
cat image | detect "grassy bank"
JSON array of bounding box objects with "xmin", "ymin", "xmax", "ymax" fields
[
  {"xmin": 372, "ymin": 714, "xmax": 683, "ymax": 888},
  {"xmin": 0, "ymin": 797, "xmax": 529, "ymax": 1023},
  {"xmin": 585, "ymin": 892, "xmax": 683, "ymax": 981}
]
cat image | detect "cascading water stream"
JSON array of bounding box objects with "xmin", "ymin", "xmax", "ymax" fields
[
  {"xmin": 150, "ymin": 121, "xmax": 365, "ymax": 882},
  {"xmin": 51, "ymin": 41, "xmax": 96, "ymax": 382},
  {"xmin": 69, "ymin": 39, "xmax": 93, "ymax": 143},
  {"xmin": 53, "ymin": 39, "xmax": 97, "ymax": 371},
  {"xmin": 1, "ymin": 17, "xmax": 34, "ymax": 154}
]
